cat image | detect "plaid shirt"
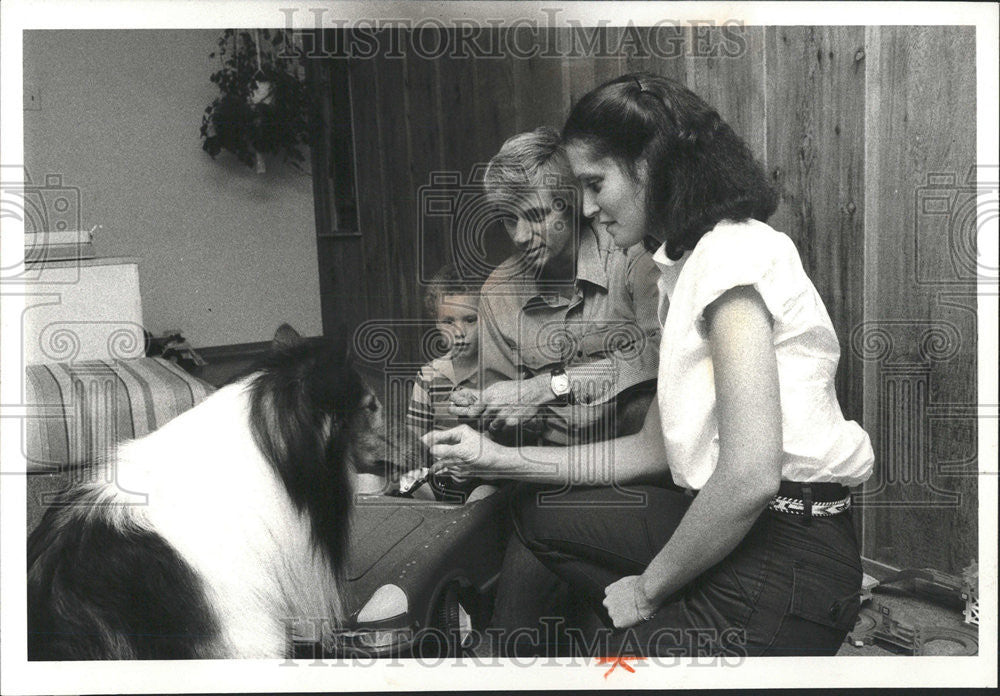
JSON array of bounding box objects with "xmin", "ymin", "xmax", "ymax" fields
[
  {"xmin": 406, "ymin": 355, "xmax": 482, "ymax": 436},
  {"xmin": 477, "ymin": 224, "xmax": 661, "ymax": 444}
]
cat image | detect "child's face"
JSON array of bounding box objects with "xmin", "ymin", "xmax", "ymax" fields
[{"xmin": 436, "ymin": 294, "xmax": 479, "ymax": 358}]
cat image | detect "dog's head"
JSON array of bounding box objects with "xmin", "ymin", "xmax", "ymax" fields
[{"xmin": 246, "ymin": 324, "xmax": 399, "ymax": 566}]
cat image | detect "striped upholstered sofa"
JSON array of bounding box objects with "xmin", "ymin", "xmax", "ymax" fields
[{"xmin": 24, "ymin": 358, "xmax": 215, "ymax": 533}]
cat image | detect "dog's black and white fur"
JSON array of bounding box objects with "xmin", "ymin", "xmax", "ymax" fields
[{"xmin": 28, "ymin": 326, "xmax": 390, "ymax": 659}]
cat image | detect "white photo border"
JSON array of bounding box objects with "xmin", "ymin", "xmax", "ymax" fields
[{"xmin": 2, "ymin": 1, "xmax": 996, "ymax": 693}]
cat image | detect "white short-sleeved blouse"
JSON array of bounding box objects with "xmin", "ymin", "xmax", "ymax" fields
[{"xmin": 652, "ymin": 219, "xmax": 874, "ymax": 490}]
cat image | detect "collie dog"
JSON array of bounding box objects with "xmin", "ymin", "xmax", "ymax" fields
[{"xmin": 28, "ymin": 326, "xmax": 394, "ymax": 659}]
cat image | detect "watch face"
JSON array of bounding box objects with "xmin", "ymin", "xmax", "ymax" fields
[{"xmin": 551, "ymin": 372, "xmax": 571, "ymax": 396}]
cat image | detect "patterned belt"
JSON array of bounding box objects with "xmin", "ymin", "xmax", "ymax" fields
[
  {"xmin": 673, "ymin": 481, "xmax": 852, "ymax": 517},
  {"xmin": 768, "ymin": 494, "xmax": 852, "ymax": 517}
]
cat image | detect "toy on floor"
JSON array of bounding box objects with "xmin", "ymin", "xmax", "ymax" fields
[
  {"xmin": 960, "ymin": 561, "xmax": 979, "ymax": 626},
  {"xmin": 848, "ymin": 559, "xmax": 979, "ymax": 655},
  {"xmin": 848, "ymin": 602, "xmax": 978, "ymax": 655},
  {"xmin": 858, "ymin": 561, "xmax": 979, "ymax": 626}
]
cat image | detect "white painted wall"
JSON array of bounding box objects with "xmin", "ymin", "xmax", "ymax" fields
[{"xmin": 23, "ymin": 30, "xmax": 322, "ymax": 347}]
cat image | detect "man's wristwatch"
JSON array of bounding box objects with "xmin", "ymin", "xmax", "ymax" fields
[{"xmin": 549, "ymin": 367, "xmax": 572, "ymax": 404}]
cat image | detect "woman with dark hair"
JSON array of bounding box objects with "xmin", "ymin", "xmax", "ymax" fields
[
  {"xmin": 562, "ymin": 73, "xmax": 779, "ymax": 260},
  {"xmin": 426, "ymin": 73, "xmax": 874, "ymax": 656}
]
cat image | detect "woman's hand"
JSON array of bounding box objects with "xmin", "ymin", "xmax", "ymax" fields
[
  {"xmin": 422, "ymin": 425, "xmax": 505, "ymax": 480},
  {"xmin": 603, "ymin": 575, "xmax": 658, "ymax": 629}
]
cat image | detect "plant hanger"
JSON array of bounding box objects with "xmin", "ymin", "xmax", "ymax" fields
[{"xmin": 250, "ymin": 29, "xmax": 272, "ymax": 106}]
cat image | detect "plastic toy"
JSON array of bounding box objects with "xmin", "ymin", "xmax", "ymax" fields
[
  {"xmin": 858, "ymin": 561, "xmax": 979, "ymax": 627},
  {"xmin": 961, "ymin": 561, "xmax": 979, "ymax": 626},
  {"xmin": 848, "ymin": 602, "xmax": 978, "ymax": 655},
  {"xmin": 301, "ymin": 487, "xmax": 513, "ymax": 658}
]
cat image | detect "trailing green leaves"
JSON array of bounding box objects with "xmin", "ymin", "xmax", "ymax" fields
[{"xmin": 200, "ymin": 29, "xmax": 310, "ymax": 170}]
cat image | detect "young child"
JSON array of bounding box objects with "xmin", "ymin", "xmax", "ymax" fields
[{"xmin": 403, "ymin": 265, "xmax": 491, "ymax": 502}]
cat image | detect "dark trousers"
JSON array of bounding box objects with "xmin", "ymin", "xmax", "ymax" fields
[
  {"xmin": 512, "ymin": 484, "xmax": 862, "ymax": 657},
  {"xmin": 489, "ymin": 532, "xmax": 571, "ymax": 656}
]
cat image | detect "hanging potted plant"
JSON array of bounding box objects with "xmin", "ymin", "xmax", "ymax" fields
[{"xmin": 200, "ymin": 29, "xmax": 310, "ymax": 173}]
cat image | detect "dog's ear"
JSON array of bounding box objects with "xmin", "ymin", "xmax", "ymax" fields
[{"xmin": 272, "ymin": 323, "xmax": 305, "ymax": 351}]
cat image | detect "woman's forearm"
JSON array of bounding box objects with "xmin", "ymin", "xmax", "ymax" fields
[
  {"xmin": 640, "ymin": 285, "xmax": 783, "ymax": 606},
  {"xmin": 490, "ymin": 399, "xmax": 668, "ymax": 485},
  {"xmin": 494, "ymin": 435, "xmax": 650, "ymax": 484},
  {"xmin": 638, "ymin": 457, "xmax": 777, "ymax": 604}
]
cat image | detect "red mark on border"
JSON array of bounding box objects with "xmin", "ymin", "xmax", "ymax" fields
[{"xmin": 595, "ymin": 655, "xmax": 645, "ymax": 678}]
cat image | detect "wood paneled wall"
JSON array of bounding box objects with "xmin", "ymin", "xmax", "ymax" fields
[
  {"xmin": 859, "ymin": 26, "xmax": 978, "ymax": 573},
  {"xmin": 312, "ymin": 26, "xmax": 978, "ymax": 573}
]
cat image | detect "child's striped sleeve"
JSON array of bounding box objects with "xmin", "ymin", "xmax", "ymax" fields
[{"xmin": 406, "ymin": 372, "xmax": 434, "ymax": 433}]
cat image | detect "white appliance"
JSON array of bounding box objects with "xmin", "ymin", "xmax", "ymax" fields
[{"xmin": 23, "ymin": 257, "xmax": 144, "ymax": 364}]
